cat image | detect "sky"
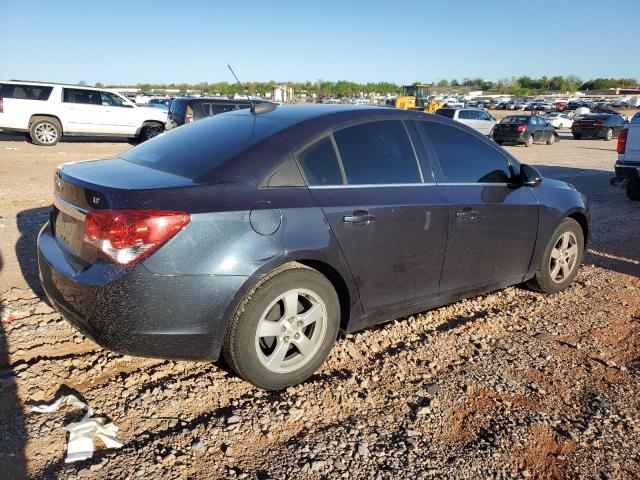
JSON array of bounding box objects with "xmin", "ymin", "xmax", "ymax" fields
[{"xmin": 1, "ymin": 0, "xmax": 639, "ymax": 86}]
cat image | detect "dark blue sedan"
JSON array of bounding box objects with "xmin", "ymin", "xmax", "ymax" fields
[{"xmin": 38, "ymin": 105, "xmax": 590, "ymax": 390}]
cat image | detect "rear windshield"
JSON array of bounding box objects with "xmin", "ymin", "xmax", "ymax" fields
[
  {"xmin": 435, "ymin": 108, "xmax": 455, "ymax": 118},
  {"xmin": 500, "ymin": 115, "xmax": 529, "ymax": 124},
  {"xmin": 120, "ymin": 113, "xmax": 289, "ymax": 179},
  {"xmin": 0, "ymin": 83, "xmax": 53, "ymax": 100}
]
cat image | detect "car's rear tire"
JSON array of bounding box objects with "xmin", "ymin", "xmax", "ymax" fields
[
  {"xmin": 572, "ymin": 133, "xmax": 581, "ymax": 140},
  {"xmin": 29, "ymin": 117, "xmax": 62, "ymax": 146},
  {"xmin": 524, "ymin": 134, "xmax": 533, "ymax": 147},
  {"xmin": 139, "ymin": 122, "xmax": 164, "ymax": 142},
  {"xmin": 604, "ymin": 128, "xmax": 613, "ymax": 141},
  {"xmin": 526, "ymin": 218, "xmax": 584, "ymax": 294},
  {"xmin": 222, "ymin": 262, "xmax": 340, "ymax": 390},
  {"xmin": 626, "ymin": 177, "xmax": 640, "ymax": 200}
]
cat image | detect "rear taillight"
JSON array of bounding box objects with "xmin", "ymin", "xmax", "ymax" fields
[
  {"xmin": 185, "ymin": 106, "xmax": 194, "ymax": 124},
  {"xmin": 83, "ymin": 210, "xmax": 190, "ymax": 266},
  {"xmin": 617, "ymin": 128, "xmax": 628, "ymax": 154},
  {"xmin": 0, "ymin": 97, "xmax": 3, "ymax": 113},
  {"xmin": 516, "ymin": 125, "xmax": 528, "ymax": 133}
]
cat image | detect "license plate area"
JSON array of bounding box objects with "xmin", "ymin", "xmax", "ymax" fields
[{"xmin": 54, "ymin": 208, "xmax": 84, "ymax": 257}]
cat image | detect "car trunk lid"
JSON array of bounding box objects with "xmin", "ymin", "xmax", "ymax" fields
[{"xmin": 52, "ymin": 158, "xmax": 197, "ymax": 265}]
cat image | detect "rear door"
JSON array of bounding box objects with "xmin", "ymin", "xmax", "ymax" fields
[
  {"xmin": 299, "ymin": 119, "xmax": 449, "ymax": 313},
  {"xmin": 414, "ymin": 120, "xmax": 539, "ymax": 295}
]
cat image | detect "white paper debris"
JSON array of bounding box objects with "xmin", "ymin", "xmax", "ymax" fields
[{"xmin": 31, "ymin": 394, "xmax": 123, "ymax": 463}]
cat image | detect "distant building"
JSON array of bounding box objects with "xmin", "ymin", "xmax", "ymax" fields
[{"xmin": 273, "ymin": 85, "xmax": 294, "ymax": 103}]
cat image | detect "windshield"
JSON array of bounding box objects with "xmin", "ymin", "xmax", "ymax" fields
[{"xmin": 120, "ymin": 113, "xmax": 290, "ymax": 179}]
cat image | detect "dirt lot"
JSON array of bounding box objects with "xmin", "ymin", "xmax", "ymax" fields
[{"xmin": 0, "ymin": 119, "xmax": 639, "ymax": 479}]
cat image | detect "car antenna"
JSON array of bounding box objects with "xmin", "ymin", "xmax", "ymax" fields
[
  {"xmin": 227, "ymin": 64, "xmax": 256, "ymax": 111},
  {"xmin": 227, "ymin": 65, "xmax": 277, "ymax": 115}
]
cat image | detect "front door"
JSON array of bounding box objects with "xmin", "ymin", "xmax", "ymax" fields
[
  {"xmin": 297, "ymin": 120, "xmax": 448, "ymax": 313},
  {"xmin": 414, "ymin": 120, "xmax": 539, "ymax": 295}
]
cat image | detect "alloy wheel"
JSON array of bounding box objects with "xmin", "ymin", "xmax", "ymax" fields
[
  {"xmin": 254, "ymin": 288, "xmax": 327, "ymax": 374},
  {"xmin": 145, "ymin": 125, "xmax": 163, "ymax": 140},
  {"xmin": 549, "ymin": 231, "xmax": 579, "ymax": 283},
  {"xmin": 34, "ymin": 123, "xmax": 58, "ymax": 144}
]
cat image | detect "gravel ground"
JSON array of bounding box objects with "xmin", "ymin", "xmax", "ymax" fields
[{"xmin": 0, "ymin": 117, "xmax": 638, "ymax": 479}]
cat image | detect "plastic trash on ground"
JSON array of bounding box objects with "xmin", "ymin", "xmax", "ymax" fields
[{"xmin": 31, "ymin": 393, "xmax": 124, "ymax": 463}]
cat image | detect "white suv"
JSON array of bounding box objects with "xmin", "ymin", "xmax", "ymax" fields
[{"xmin": 0, "ymin": 80, "xmax": 167, "ymax": 146}]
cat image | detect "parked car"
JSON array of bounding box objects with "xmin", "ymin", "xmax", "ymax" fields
[
  {"xmin": 554, "ymin": 102, "xmax": 568, "ymax": 111},
  {"xmin": 166, "ymin": 97, "xmax": 273, "ymax": 129},
  {"xmin": 571, "ymin": 114, "xmax": 626, "ymax": 140},
  {"xmin": 0, "ymin": 80, "xmax": 167, "ymax": 145},
  {"xmin": 545, "ymin": 113, "xmax": 574, "ymax": 129},
  {"xmin": 38, "ymin": 105, "xmax": 590, "ymax": 390},
  {"xmin": 491, "ymin": 114, "xmax": 558, "ymax": 147},
  {"xmin": 613, "ymin": 120, "xmax": 640, "ymax": 200},
  {"xmin": 434, "ymin": 107, "xmax": 496, "ymax": 135}
]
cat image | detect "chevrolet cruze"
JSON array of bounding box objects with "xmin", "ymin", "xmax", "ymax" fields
[{"xmin": 38, "ymin": 104, "xmax": 590, "ymax": 390}]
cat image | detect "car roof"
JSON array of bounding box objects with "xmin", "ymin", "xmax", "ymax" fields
[
  {"xmin": 224, "ymin": 104, "xmax": 393, "ymax": 123},
  {"xmin": 2, "ymin": 79, "xmax": 108, "ymax": 91}
]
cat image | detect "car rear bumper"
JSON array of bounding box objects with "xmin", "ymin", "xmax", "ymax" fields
[
  {"xmin": 614, "ymin": 163, "xmax": 640, "ymax": 180},
  {"xmin": 571, "ymin": 127, "xmax": 606, "ymax": 138},
  {"xmin": 491, "ymin": 132, "xmax": 528, "ymax": 143},
  {"xmin": 37, "ymin": 221, "xmax": 247, "ymax": 361}
]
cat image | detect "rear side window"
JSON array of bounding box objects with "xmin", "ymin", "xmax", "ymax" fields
[
  {"xmin": 297, "ymin": 137, "xmax": 343, "ymax": 186},
  {"xmin": 417, "ymin": 122, "xmax": 513, "ymax": 184},
  {"xmin": 333, "ymin": 120, "xmax": 421, "ymax": 185},
  {"xmin": 0, "ymin": 83, "xmax": 53, "ymax": 100},
  {"xmin": 63, "ymin": 88, "xmax": 100, "ymax": 105},
  {"xmin": 210, "ymin": 104, "xmax": 237, "ymax": 115},
  {"xmin": 435, "ymin": 108, "xmax": 455, "ymax": 118},
  {"xmin": 120, "ymin": 114, "xmax": 290, "ymax": 179}
]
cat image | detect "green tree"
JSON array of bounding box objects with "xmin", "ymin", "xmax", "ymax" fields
[
  {"xmin": 78, "ymin": 80, "xmax": 87, "ymax": 86},
  {"xmin": 94, "ymin": 82, "xmax": 104, "ymax": 88}
]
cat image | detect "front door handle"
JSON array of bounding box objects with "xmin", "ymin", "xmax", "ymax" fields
[
  {"xmin": 343, "ymin": 210, "xmax": 374, "ymax": 224},
  {"xmin": 455, "ymin": 208, "xmax": 478, "ymax": 220}
]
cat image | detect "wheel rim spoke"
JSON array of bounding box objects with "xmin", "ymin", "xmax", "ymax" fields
[
  {"xmin": 257, "ymin": 319, "xmax": 282, "ymax": 338},
  {"xmin": 298, "ymin": 304, "xmax": 322, "ymax": 328},
  {"xmin": 551, "ymin": 262, "xmax": 561, "ymax": 280},
  {"xmin": 283, "ymin": 291, "xmax": 299, "ymax": 318},
  {"xmin": 560, "ymin": 233, "xmax": 569, "ymax": 249},
  {"xmin": 265, "ymin": 341, "xmax": 288, "ymax": 369},
  {"xmin": 550, "ymin": 248, "xmax": 561, "ymax": 259},
  {"xmin": 293, "ymin": 335, "xmax": 314, "ymax": 357}
]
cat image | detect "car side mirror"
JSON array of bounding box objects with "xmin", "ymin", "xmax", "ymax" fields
[{"xmin": 520, "ymin": 164, "xmax": 542, "ymax": 187}]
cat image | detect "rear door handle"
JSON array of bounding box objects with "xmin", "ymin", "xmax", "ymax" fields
[
  {"xmin": 455, "ymin": 208, "xmax": 478, "ymax": 220},
  {"xmin": 343, "ymin": 210, "xmax": 374, "ymax": 224}
]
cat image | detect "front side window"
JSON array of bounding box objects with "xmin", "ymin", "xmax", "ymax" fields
[
  {"xmin": 63, "ymin": 88, "xmax": 100, "ymax": 105},
  {"xmin": 333, "ymin": 120, "xmax": 421, "ymax": 185},
  {"xmin": 458, "ymin": 110, "xmax": 476, "ymax": 120},
  {"xmin": 100, "ymin": 92, "xmax": 126, "ymax": 107},
  {"xmin": 478, "ymin": 111, "xmax": 491, "ymax": 121},
  {"xmin": 297, "ymin": 137, "xmax": 343, "ymax": 186},
  {"xmin": 416, "ymin": 122, "xmax": 513, "ymax": 184},
  {"xmin": 0, "ymin": 83, "xmax": 53, "ymax": 100}
]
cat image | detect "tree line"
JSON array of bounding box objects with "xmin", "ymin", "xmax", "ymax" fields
[{"xmin": 84, "ymin": 76, "xmax": 638, "ymax": 97}]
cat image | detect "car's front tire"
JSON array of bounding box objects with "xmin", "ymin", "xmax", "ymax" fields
[
  {"xmin": 222, "ymin": 262, "xmax": 340, "ymax": 390},
  {"xmin": 572, "ymin": 133, "xmax": 581, "ymax": 140},
  {"xmin": 526, "ymin": 218, "xmax": 584, "ymax": 294},
  {"xmin": 29, "ymin": 117, "xmax": 62, "ymax": 146},
  {"xmin": 546, "ymin": 133, "xmax": 557, "ymax": 145}
]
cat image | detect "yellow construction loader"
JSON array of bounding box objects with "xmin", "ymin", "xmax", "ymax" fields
[{"xmin": 394, "ymin": 84, "xmax": 443, "ymax": 113}]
